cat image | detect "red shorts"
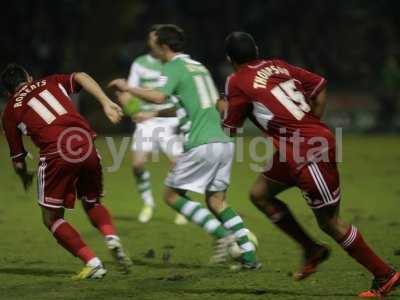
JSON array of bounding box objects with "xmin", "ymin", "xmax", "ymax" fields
[
  {"xmin": 263, "ymin": 150, "xmax": 340, "ymax": 209},
  {"xmin": 37, "ymin": 146, "xmax": 103, "ymax": 209}
]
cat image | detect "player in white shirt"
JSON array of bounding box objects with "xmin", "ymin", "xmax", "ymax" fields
[{"xmin": 117, "ymin": 25, "xmax": 187, "ymax": 224}]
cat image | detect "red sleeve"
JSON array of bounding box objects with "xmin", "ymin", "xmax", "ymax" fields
[
  {"xmin": 2, "ymin": 104, "xmax": 27, "ymax": 163},
  {"xmin": 52, "ymin": 73, "xmax": 81, "ymax": 94},
  {"xmin": 223, "ymin": 75, "xmax": 252, "ymax": 135},
  {"xmin": 282, "ymin": 61, "xmax": 327, "ymax": 99}
]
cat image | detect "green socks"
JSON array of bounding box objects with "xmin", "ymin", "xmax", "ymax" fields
[
  {"xmin": 171, "ymin": 197, "xmax": 228, "ymax": 239},
  {"xmin": 133, "ymin": 170, "xmax": 154, "ymax": 207},
  {"xmin": 218, "ymin": 207, "xmax": 257, "ymax": 262}
]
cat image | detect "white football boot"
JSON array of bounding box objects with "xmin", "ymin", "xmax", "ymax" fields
[
  {"xmin": 210, "ymin": 235, "xmax": 237, "ymax": 264},
  {"xmin": 138, "ymin": 205, "xmax": 154, "ymax": 223},
  {"xmin": 105, "ymin": 236, "xmax": 133, "ymax": 273},
  {"xmin": 174, "ymin": 213, "xmax": 188, "ymax": 225}
]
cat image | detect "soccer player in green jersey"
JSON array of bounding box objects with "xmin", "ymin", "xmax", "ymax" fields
[
  {"xmin": 110, "ymin": 24, "xmax": 260, "ymax": 268},
  {"xmin": 116, "ymin": 25, "xmax": 187, "ymax": 225}
]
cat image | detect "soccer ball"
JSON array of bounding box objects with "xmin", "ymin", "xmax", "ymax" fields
[{"xmin": 228, "ymin": 230, "xmax": 259, "ymax": 259}]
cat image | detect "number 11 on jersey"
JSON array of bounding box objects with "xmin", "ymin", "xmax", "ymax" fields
[
  {"xmin": 194, "ymin": 74, "xmax": 219, "ymax": 109},
  {"xmin": 27, "ymin": 89, "xmax": 67, "ymax": 124}
]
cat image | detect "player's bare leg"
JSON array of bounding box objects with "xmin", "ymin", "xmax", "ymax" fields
[
  {"xmin": 82, "ymin": 201, "xmax": 132, "ymax": 273},
  {"xmin": 206, "ymin": 191, "xmax": 261, "ymax": 270},
  {"xmin": 313, "ymin": 204, "xmax": 399, "ymax": 298},
  {"xmin": 166, "ymin": 155, "xmax": 188, "ymax": 225},
  {"xmin": 41, "ymin": 206, "xmax": 106, "ymax": 279},
  {"xmin": 250, "ymin": 174, "xmax": 329, "ymax": 279},
  {"xmin": 163, "ymin": 186, "xmax": 235, "ymax": 263}
]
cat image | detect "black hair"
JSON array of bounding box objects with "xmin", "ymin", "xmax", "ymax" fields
[
  {"xmin": 225, "ymin": 31, "xmax": 258, "ymax": 65},
  {"xmin": 155, "ymin": 24, "xmax": 185, "ymax": 52},
  {"xmin": 1, "ymin": 63, "xmax": 29, "ymax": 93},
  {"xmin": 148, "ymin": 24, "xmax": 162, "ymax": 34}
]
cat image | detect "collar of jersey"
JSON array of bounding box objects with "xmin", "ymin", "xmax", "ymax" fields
[
  {"xmin": 243, "ymin": 59, "xmax": 266, "ymax": 69},
  {"xmin": 171, "ymin": 53, "xmax": 189, "ymax": 61},
  {"xmin": 146, "ymin": 54, "xmax": 157, "ymax": 63}
]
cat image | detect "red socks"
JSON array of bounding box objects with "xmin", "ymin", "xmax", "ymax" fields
[
  {"xmin": 340, "ymin": 225, "xmax": 392, "ymax": 278},
  {"xmin": 263, "ymin": 198, "xmax": 392, "ymax": 279},
  {"xmin": 49, "ymin": 204, "xmax": 116, "ymax": 264},
  {"xmin": 265, "ymin": 199, "xmax": 319, "ymax": 253},
  {"xmin": 86, "ymin": 203, "xmax": 116, "ymax": 236},
  {"xmin": 50, "ymin": 219, "xmax": 96, "ymax": 263}
]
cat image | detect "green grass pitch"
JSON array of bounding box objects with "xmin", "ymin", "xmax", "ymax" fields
[{"xmin": 0, "ymin": 135, "xmax": 399, "ymax": 300}]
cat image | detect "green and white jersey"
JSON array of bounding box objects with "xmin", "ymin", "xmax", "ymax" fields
[
  {"xmin": 157, "ymin": 54, "xmax": 232, "ymax": 151},
  {"xmin": 128, "ymin": 54, "xmax": 173, "ymax": 111}
]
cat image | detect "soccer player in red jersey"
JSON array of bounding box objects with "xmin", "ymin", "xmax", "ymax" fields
[
  {"xmin": 222, "ymin": 32, "xmax": 399, "ymax": 298},
  {"xmin": 1, "ymin": 64, "xmax": 132, "ymax": 279}
]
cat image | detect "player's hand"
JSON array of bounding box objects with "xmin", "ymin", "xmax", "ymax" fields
[
  {"xmin": 216, "ymin": 99, "xmax": 227, "ymax": 116},
  {"xmin": 133, "ymin": 111, "xmax": 158, "ymax": 123},
  {"xmin": 108, "ymin": 78, "xmax": 129, "ymax": 92},
  {"xmin": 14, "ymin": 161, "xmax": 34, "ymax": 192},
  {"xmin": 115, "ymin": 90, "xmax": 134, "ymax": 106},
  {"xmin": 103, "ymin": 100, "xmax": 123, "ymax": 124},
  {"xmin": 21, "ymin": 172, "xmax": 34, "ymax": 191}
]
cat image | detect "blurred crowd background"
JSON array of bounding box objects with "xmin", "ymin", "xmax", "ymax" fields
[{"xmin": 1, "ymin": 0, "xmax": 399, "ymax": 133}]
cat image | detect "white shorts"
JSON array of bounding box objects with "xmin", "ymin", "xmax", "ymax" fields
[
  {"xmin": 132, "ymin": 117, "xmax": 183, "ymax": 158},
  {"xmin": 165, "ymin": 142, "xmax": 234, "ymax": 194}
]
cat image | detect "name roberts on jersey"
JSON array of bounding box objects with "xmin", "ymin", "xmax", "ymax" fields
[{"xmin": 14, "ymin": 80, "xmax": 47, "ymax": 107}]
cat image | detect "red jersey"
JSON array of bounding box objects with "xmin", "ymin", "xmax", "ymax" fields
[
  {"xmin": 224, "ymin": 59, "xmax": 335, "ymax": 162},
  {"xmin": 2, "ymin": 73, "xmax": 96, "ymax": 162}
]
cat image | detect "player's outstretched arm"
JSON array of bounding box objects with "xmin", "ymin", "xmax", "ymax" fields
[
  {"xmin": 108, "ymin": 78, "xmax": 166, "ymax": 104},
  {"xmin": 310, "ymin": 88, "xmax": 327, "ymax": 119},
  {"xmin": 133, "ymin": 107, "xmax": 177, "ymax": 123},
  {"xmin": 74, "ymin": 73, "xmax": 123, "ymax": 123}
]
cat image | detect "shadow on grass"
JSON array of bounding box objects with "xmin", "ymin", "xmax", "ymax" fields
[
  {"xmin": 163, "ymin": 287, "xmax": 359, "ymax": 298},
  {"xmin": 113, "ymin": 215, "xmax": 174, "ymax": 224},
  {"xmin": 131, "ymin": 258, "xmax": 217, "ymax": 270},
  {"xmin": 0, "ymin": 267, "xmax": 71, "ymax": 277},
  {"xmin": 112, "ymin": 215, "xmax": 135, "ymax": 222}
]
